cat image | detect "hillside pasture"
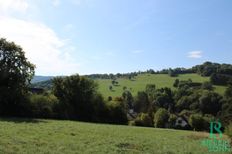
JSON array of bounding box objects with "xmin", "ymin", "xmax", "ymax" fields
[
  {"xmin": 96, "ymin": 73, "xmax": 226, "ymax": 98},
  {"xmin": 0, "ymin": 118, "xmax": 228, "ymax": 154}
]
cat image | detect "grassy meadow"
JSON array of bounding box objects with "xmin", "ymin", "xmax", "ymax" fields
[
  {"xmin": 0, "ymin": 118, "xmax": 229, "ymax": 154},
  {"xmin": 96, "ymin": 73, "xmax": 226, "ymax": 98}
]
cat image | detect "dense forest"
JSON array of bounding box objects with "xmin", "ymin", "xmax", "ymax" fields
[{"xmin": 0, "ymin": 38, "xmax": 232, "ymax": 140}]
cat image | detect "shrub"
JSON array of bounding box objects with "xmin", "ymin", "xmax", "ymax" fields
[
  {"xmin": 134, "ymin": 113, "xmax": 153, "ymax": 127},
  {"xmin": 201, "ymin": 82, "xmax": 213, "ymax": 90},
  {"xmin": 154, "ymin": 108, "xmax": 169, "ymax": 128},
  {"xmin": 108, "ymin": 96, "xmax": 112, "ymax": 101},
  {"xmin": 29, "ymin": 94, "xmax": 58, "ymax": 118},
  {"xmin": 199, "ymin": 91, "xmax": 222, "ymax": 116},
  {"xmin": 225, "ymin": 85, "xmax": 232, "ymax": 98},
  {"xmin": 52, "ymin": 75, "xmax": 105, "ymax": 121},
  {"xmin": 106, "ymin": 101, "xmax": 128, "ymax": 124},
  {"xmin": 134, "ymin": 91, "xmax": 149, "ymax": 113},
  {"xmin": 168, "ymin": 114, "xmax": 178, "ymax": 128},
  {"xmin": 114, "ymin": 97, "xmax": 124, "ymax": 102},
  {"xmin": 225, "ymin": 123, "xmax": 232, "ymax": 141},
  {"xmin": 189, "ymin": 114, "xmax": 209, "ymax": 131}
]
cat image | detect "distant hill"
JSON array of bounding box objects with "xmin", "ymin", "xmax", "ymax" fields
[
  {"xmin": 31, "ymin": 76, "xmax": 54, "ymax": 83},
  {"xmin": 30, "ymin": 73, "xmax": 226, "ymax": 96},
  {"xmin": 30, "ymin": 62, "xmax": 231, "ymax": 95}
]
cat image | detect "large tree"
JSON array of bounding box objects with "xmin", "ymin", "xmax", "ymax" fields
[
  {"xmin": 0, "ymin": 38, "xmax": 35, "ymax": 115},
  {"xmin": 52, "ymin": 75, "xmax": 102, "ymax": 121}
]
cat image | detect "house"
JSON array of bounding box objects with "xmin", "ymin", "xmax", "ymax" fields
[
  {"xmin": 127, "ymin": 109, "xmax": 138, "ymax": 121},
  {"xmin": 175, "ymin": 115, "xmax": 191, "ymax": 130},
  {"xmin": 175, "ymin": 117, "xmax": 188, "ymax": 127}
]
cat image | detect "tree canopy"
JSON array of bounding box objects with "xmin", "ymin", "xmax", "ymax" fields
[{"xmin": 0, "ymin": 38, "xmax": 35, "ymax": 116}]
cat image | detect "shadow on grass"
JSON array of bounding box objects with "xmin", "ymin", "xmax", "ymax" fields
[{"xmin": 0, "ymin": 117, "xmax": 47, "ymax": 123}]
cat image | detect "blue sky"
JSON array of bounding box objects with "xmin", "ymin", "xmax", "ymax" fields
[{"xmin": 0, "ymin": 0, "xmax": 232, "ymax": 75}]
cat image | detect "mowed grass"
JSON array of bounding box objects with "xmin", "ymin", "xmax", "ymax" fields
[
  {"xmin": 96, "ymin": 73, "xmax": 226, "ymax": 98},
  {"xmin": 0, "ymin": 118, "xmax": 229, "ymax": 154}
]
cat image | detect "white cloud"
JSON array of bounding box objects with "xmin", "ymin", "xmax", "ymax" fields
[
  {"xmin": 131, "ymin": 50, "xmax": 144, "ymax": 54},
  {"xmin": 0, "ymin": 16, "xmax": 80, "ymax": 75},
  {"xmin": 0, "ymin": 0, "xmax": 29, "ymax": 13},
  {"xmin": 187, "ymin": 51, "xmax": 203, "ymax": 59}
]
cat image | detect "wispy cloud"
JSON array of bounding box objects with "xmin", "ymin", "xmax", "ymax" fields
[
  {"xmin": 0, "ymin": 0, "xmax": 29, "ymax": 13},
  {"xmin": 187, "ymin": 51, "xmax": 203, "ymax": 59},
  {"xmin": 0, "ymin": 0, "xmax": 80, "ymax": 75}
]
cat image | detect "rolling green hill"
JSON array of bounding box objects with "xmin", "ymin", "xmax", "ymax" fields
[
  {"xmin": 96, "ymin": 73, "xmax": 226, "ymax": 98},
  {"xmin": 0, "ymin": 118, "xmax": 228, "ymax": 154}
]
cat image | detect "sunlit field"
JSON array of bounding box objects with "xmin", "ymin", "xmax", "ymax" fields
[
  {"xmin": 96, "ymin": 73, "xmax": 226, "ymax": 98},
  {"xmin": 0, "ymin": 118, "xmax": 228, "ymax": 154}
]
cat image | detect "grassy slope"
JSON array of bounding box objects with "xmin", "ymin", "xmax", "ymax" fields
[
  {"xmin": 96, "ymin": 73, "xmax": 226, "ymax": 98},
  {"xmin": 0, "ymin": 118, "xmax": 228, "ymax": 154}
]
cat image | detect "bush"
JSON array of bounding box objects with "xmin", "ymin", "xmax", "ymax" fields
[
  {"xmin": 52, "ymin": 75, "xmax": 105, "ymax": 121},
  {"xmin": 108, "ymin": 96, "xmax": 112, "ymax": 101},
  {"xmin": 199, "ymin": 91, "xmax": 222, "ymax": 116},
  {"xmin": 189, "ymin": 114, "xmax": 210, "ymax": 131},
  {"xmin": 134, "ymin": 113, "xmax": 153, "ymax": 127},
  {"xmin": 168, "ymin": 114, "xmax": 178, "ymax": 128},
  {"xmin": 29, "ymin": 94, "xmax": 58, "ymax": 118},
  {"xmin": 176, "ymin": 96, "xmax": 192, "ymax": 112},
  {"xmin": 134, "ymin": 91, "xmax": 149, "ymax": 113},
  {"xmin": 106, "ymin": 101, "xmax": 128, "ymax": 124},
  {"xmin": 225, "ymin": 86, "xmax": 232, "ymax": 98},
  {"xmin": 154, "ymin": 108, "xmax": 169, "ymax": 128},
  {"xmin": 210, "ymin": 73, "xmax": 232, "ymax": 85},
  {"xmin": 201, "ymin": 82, "xmax": 213, "ymax": 90},
  {"xmin": 225, "ymin": 123, "xmax": 232, "ymax": 140}
]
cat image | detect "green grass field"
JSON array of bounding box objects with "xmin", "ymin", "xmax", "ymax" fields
[
  {"xmin": 0, "ymin": 118, "xmax": 229, "ymax": 154},
  {"xmin": 96, "ymin": 73, "xmax": 226, "ymax": 98}
]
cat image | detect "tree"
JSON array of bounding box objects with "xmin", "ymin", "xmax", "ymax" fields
[
  {"xmin": 168, "ymin": 114, "xmax": 178, "ymax": 128},
  {"xmin": 173, "ymin": 79, "xmax": 179, "ymax": 87},
  {"xmin": 0, "ymin": 38, "xmax": 35, "ymax": 116},
  {"xmin": 52, "ymin": 75, "xmax": 103, "ymax": 121},
  {"xmin": 189, "ymin": 114, "xmax": 209, "ymax": 131},
  {"xmin": 201, "ymin": 81, "xmax": 213, "ymax": 90},
  {"xmin": 168, "ymin": 69, "xmax": 176, "ymax": 77},
  {"xmin": 210, "ymin": 73, "xmax": 232, "ymax": 85},
  {"xmin": 153, "ymin": 88, "xmax": 174, "ymax": 112},
  {"xmin": 153, "ymin": 108, "xmax": 169, "ymax": 128},
  {"xmin": 145, "ymin": 84, "xmax": 156, "ymax": 100},
  {"xmin": 109, "ymin": 85, "xmax": 113, "ymax": 91},
  {"xmin": 134, "ymin": 91, "xmax": 150, "ymax": 113},
  {"xmin": 199, "ymin": 91, "xmax": 222, "ymax": 116},
  {"xmin": 176, "ymin": 96, "xmax": 192, "ymax": 112},
  {"xmin": 123, "ymin": 86, "xmax": 127, "ymax": 91},
  {"xmin": 225, "ymin": 85, "xmax": 232, "ymax": 98},
  {"xmin": 122, "ymin": 90, "xmax": 133, "ymax": 109}
]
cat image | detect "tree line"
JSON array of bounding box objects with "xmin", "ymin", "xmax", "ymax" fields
[{"xmin": 0, "ymin": 38, "xmax": 231, "ymax": 137}]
